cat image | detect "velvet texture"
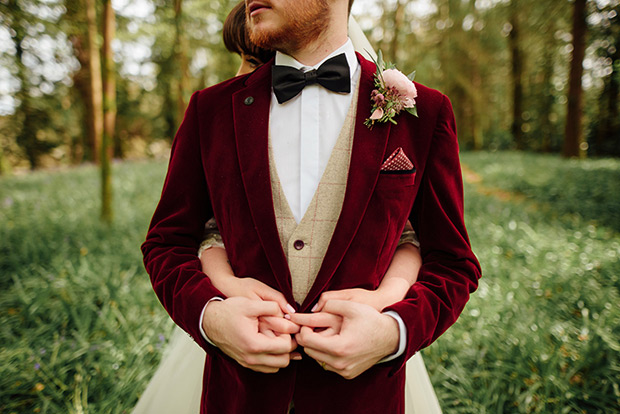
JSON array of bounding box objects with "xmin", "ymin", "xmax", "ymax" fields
[{"xmin": 141, "ymin": 54, "xmax": 481, "ymax": 414}]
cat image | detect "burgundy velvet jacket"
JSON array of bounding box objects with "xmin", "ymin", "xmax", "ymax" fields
[{"xmin": 142, "ymin": 53, "xmax": 481, "ymax": 414}]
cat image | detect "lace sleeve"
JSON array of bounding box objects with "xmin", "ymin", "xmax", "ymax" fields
[
  {"xmin": 197, "ymin": 217, "xmax": 225, "ymax": 259},
  {"xmin": 397, "ymin": 220, "xmax": 420, "ymax": 248}
]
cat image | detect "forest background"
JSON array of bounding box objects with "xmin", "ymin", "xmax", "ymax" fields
[
  {"xmin": 1, "ymin": 0, "xmax": 619, "ymax": 179},
  {"xmin": 1, "ymin": 0, "xmax": 620, "ymax": 413}
]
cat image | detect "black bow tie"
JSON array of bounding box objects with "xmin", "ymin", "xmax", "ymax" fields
[{"xmin": 272, "ymin": 53, "xmax": 351, "ymax": 104}]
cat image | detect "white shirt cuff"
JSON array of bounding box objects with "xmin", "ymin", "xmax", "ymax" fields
[
  {"xmin": 379, "ymin": 310, "xmax": 407, "ymax": 363},
  {"xmin": 198, "ymin": 297, "xmax": 224, "ymax": 346}
]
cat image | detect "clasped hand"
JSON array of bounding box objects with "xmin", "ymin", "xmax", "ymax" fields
[{"xmin": 203, "ymin": 288, "xmax": 399, "ymax": 379}]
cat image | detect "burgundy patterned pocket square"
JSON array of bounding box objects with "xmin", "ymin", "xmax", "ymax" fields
[{"xmin": 380, "ymin": 147, "xmax": 414, "ymax": 171}]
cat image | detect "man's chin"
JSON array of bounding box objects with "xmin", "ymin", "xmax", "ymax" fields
[{"xmin": 249, "ymin": 27, "xmax": 289, "ymax": 51}]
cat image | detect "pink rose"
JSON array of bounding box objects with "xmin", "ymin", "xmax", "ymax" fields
[
  {"xmin": 370, "ymin": 107, "xmax": 384, "ymax": 120},
  {"xmin": 382, "ymin": 69, "xmax": 417, "ymax": 107},
  {"xmin": 401, "ymin": 97, "xmax": 416, "ymax": 108}
]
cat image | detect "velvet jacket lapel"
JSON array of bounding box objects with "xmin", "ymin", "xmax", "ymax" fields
[
  {"xmin": 232, "ymin": 55, "xmax": 391, "ymax": 309},
  {"xmin": 232, "ymin": 63, "xmax": 295, "ymax": 304}
]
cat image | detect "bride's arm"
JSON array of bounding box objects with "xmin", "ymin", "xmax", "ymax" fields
[
  {"xmin": 199, "ymin": 219, "xmax": 421, "ymax": 314},
  {"xmin": 198, "ymin": 220, "xmax": 293, "ymax": 314},
  {"xmin": 313, "ymin": 224, "xmax": 421, "ymax": 312}
]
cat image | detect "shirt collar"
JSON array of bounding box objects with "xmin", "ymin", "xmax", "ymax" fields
[{"xmin": 274, "ymin": 38, "xmax": 359, "ymax": 76}]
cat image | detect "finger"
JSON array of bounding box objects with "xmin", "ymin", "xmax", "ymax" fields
[
  {"xmin": 258, "ymin": 323, "xmax": 276, "ymax": 338},
  {"xmin": 252, "ymin": 332, "xmax": 297, "ymax": 354},
  {"xmin": 295, "ymin": 326, "xmax": 339, "ymax": 352},
  {"xmin": 244, "ymin": 300, "xmax": 284, "ymax": 318},
  {"xmin": 242, "ymin": 352, "xmax": 292, "ymax": 370},
  {"xmin": 242, "ymin": 364, "xmax": 281, "ymax": 374},
  {"xmin": 317, "ymin": 326, "xmax": 340, "ymax": 336},
  {"xmin": 302, "ymin": 346, "xmax": 350, "ymax": 376},
  {"xmin": 288, "ymin": 312, "xmax": 342, "ymax": 329},
  {"xmin": 314, "ymin": 290, "xmax": 350, "ymax": 312},
  {"xmin": 302, "ymin": 346, "xmax": 336, "ymax": 368},
  {"xmin": 255, "ymin": 286, "xmax": 296, "ymax": 315},
  {"xmin": 290, "ymin": 351, "xmax": 302, "ymax": 361},
  {"xmin": 321, "ymin": 299, "xmax": 361, "ymax": 318},
  {"xmin": 260, "ymin": 316, "xmax": 301, "ymax": 335}
]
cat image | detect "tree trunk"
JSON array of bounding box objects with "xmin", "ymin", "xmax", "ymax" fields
[
  {"xmin": 378, "ymin": 0, "xmax": 391, "ymax": 54},
  {"xmin": 509, "ymin": 1, "xmax": 524, "ymax": 150},
  {"xmin": 101, "ymin": 0, "xmax": 116, "ymax": 223},
  {"xmin": 84, "ymin": 0, "xmax": 103, "ymax": 164},
  {"xmin": 9, "ymin": 0, "xmax": 40, "ymax": 169},
  {"xmin": 595, "ymin": 28, "xmax": 620, "ymax": 155},
  {"xmin": 540, "ymin": 20, "xmax": 557, "ymax": 153},
  {"xmin": 174, "ymin": 0, "xmax": 190, "ymax": 127},
  {"xmin": 65, "ymin": 0, "xmax": 89, "ymax": 164},
  {"xmin": 563, "ymin": 0, "xmax": 587, "ymax": 158},
  {"xmin": 0, "ymin": 145, "xmax": 8, "ymax": 175},
  {"xmin": 390, "ymin": 0, "xmax": 405, "ymax": 63}
]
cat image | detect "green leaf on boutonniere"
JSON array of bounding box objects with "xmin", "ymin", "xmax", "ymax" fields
[
  {"xmin": 376, "ymin": 50, "xmax": 385, "ymax": 77},
  {"xmin": 407, "ymin": 70, "xmax": 416, "ymax": 82},
  {"xmin": 406, "ymin": 106, "xmax": 418, "ymax": 117}
]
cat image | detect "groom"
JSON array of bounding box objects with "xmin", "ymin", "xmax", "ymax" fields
[{"xmin": 142, "ymin": 0, "xmax": 481, "ymax": 412}]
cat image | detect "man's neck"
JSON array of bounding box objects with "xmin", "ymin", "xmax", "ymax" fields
[{"xmin": 285, "ymin": 15, "xmax": 349, "ymax": 66}]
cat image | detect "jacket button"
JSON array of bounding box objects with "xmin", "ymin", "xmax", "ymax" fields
[
  {"xmin": 244, "ymin": 96, "xmax": 254, "ymax": 105},
  {"xmin": 293, "ymin": 240, "xmax": 304, "ymax": 250}
]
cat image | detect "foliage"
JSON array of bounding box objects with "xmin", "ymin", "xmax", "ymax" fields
[
  {"xmin": 1, "ymin": 152, "xmax": 619, "ymax": 412},
  {"xmin": 424, "ymin": 151, "xmax": 620, "ymax": 413},
  {"xmin": 0, "ymin": 160, "xmax": 173, "ymax": 412},
  {"xmin": 357, "ymin": 0, "xmax": 619, "ymax": 154},
  {"xmin": 0, "ymin": 0, "xmax": 243, "ymax": 171},
  {"xmin": 1, "ymin": 1, "xmax": 619, "ymax": 171}
]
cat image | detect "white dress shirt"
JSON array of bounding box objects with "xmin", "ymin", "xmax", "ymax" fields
[
  {"xmin": 270, "ymin": 39, "xmax": 360, "ymax": 223},
  {"xmin": 200, "ymin": 39, "xmax": 407, "ymax": 362}
]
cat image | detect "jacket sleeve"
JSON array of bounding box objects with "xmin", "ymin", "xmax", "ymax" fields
[
  {"xmin": 384, "ymin": 94, "xmax": 481, "ymax": 370},
  {"xmin": 141, "ymin": 91, "xmax": 223, "ymax": 351}
]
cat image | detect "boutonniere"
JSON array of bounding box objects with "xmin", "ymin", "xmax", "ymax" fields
[{"xmin": 364, "ymin": 51, "xmax": 418, "ymax": 129}]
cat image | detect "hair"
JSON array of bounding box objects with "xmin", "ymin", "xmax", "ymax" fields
[
  {"xmin": 348, "ymin": 0, "xmax": 354, "ymax": 14},
  {"xmin": 222, "ymin": 1, "xmax": 275, "ymax": 64}
]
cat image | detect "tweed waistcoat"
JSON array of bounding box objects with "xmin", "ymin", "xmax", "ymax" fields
[{"xmin": 268, "ymin": 82, "xmax": 360, "ymax": 304}]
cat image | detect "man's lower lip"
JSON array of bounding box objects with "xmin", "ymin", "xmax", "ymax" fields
[{"xmin": 250, "ymin": 6, "xmax": 268, "ymax": 17}]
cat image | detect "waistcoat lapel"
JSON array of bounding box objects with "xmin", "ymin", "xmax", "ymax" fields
[{"xmin": 232, "ymin": 64, "xmax": 293, "ymax": 302}]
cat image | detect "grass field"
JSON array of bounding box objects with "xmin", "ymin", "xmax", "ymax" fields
[{"xmin": 1, "ymin": 152, "xmax": 618, "ymax": 413}]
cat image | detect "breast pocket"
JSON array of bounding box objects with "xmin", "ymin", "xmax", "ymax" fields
[{"xmin": 375, "ymin": 169, "xmax": 417, "ymax": 193}]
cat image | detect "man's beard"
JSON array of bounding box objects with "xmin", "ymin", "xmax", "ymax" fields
[{"xmin": 247, "ymin": 0, "xmax": 330, "ymax": 53}]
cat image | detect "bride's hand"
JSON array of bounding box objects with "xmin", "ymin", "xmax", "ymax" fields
[
  {"xmin": 313, "ymin": 289, "xmax": 383, "ymax": 313},
  {"xmin": 200, "ymin": 246, "xmax": 295, "ymax": 315},
  {"xmin": 313, "ymin": 277, "xmax": 411, "ymax": 313},
  {"xmin": 222, "ymin": 276, "xmax": 295, "ymax": 316}
]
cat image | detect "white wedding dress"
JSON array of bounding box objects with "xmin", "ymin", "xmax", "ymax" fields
[
  {"xmin": 134, "ymin": 16, "xmax": 442, "ymax": 414},
  {"xmin": 132, "ymin": 327, "xmax": 442, "ymax": 414}
]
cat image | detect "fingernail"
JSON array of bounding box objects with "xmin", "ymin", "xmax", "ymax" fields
[
  {"xmin": 291, "ymin": 354, "xmax": 302, "ymax": 361},
  {"xmin": 311, "ymin": 304, "xmax": 318, "ymax": 312},
  {"xmin": 286, "ymin": 304, "xmax": 296, "ymax": 314},
  {"xmin": 284, "ymin": 314, "xmax": 291, "ymax": 320}
]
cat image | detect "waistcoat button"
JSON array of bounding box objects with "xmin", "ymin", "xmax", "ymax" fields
[{"xmin": 293, "ymin": 240, "xmax": 304, "ymax": 250}]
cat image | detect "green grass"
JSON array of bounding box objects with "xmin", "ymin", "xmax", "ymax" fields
[
  {"xmin": 426, "ymin": 151, "xmax": 620, "ymax": 413},
  {"xmin": 460, "ymin": 151, "xmax": 620, "ymax": 232},
  {"xmin": 1, "ymin": 152, "xmax": 619, "ymax": 413},
  {"xmin": 0, "ymin": 161, "xmax": 174, "ymax": 413}
]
